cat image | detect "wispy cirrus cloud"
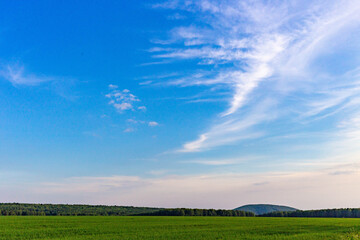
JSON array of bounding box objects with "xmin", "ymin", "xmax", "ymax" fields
[
  {"xmin": 151, "ymin": 0, "xmax": 360, "ymax": 152},
  {"xmin": 181, "ymin": 98, "xmax": 276, "ymax": 152},
  {"xmin": 0, "ymin": 64, "xmax": 54, "ymax": 86}
]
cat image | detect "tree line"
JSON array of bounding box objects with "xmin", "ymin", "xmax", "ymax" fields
[
  {"xmin": 140, "ymin": 208, "xmax": 255, "ymax": 217},
  {"xmin": 261, "ymin": 208, "xmax": 360, "ymax": 218},
  {"xmin": 5, "ymin": 203, "xmax": 358, "ymax": 218},
  {"xmin": 0, "ymin": 203, "xmax": 159, "ymax": 216},
  {"xmin": 0, "ymin": 203, "xmax": 254, "ymax": 217}
]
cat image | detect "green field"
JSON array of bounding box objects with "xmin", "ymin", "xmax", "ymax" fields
[{"xmin": 1, "ymin": 216, "xmax": 360, "ymax": 240}]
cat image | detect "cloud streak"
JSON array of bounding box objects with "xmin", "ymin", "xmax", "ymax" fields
[
  {"xmin": 151, "ymin": 0, "xmax": 360, "ymax": 152},
  {"xmin": 0, "ymin": 65, "xmax": 54, "ymax": 86}
]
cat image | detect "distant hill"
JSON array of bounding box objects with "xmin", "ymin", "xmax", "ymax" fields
[{"xmin": 234, "ymin": 204, "xmax": 298, "ymax": 215}]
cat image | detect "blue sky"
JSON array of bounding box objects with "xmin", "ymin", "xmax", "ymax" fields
[{"xmin": 1, "ymin": 0, "xmax": 360, "ymax": 209}]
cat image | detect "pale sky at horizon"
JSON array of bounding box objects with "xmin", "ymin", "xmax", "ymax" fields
[{"xmin": 1, "ymin": 0, "xmax": 360, "ymax": 210}]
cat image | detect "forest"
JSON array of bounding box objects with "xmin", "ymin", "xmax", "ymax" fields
[
  {"xmin": 0, "ymin": 203, "xmax": 159, "ymax": 216},
  {"xmin": 2, "ymin": 203, "xmax": 360, "ymax": 218},
  {"xmin": 140, "ymin": 208, "xmax": 255, "ymax": 217},
  {"xmin": 261, "ymin": 208, "xmax": 360, "ymax": 218},
  {"xmin": 0, "ymin": 203, "xmax": 253, "ymax": 217}
]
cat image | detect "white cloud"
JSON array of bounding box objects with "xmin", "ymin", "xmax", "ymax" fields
[
  {"xmin": 124, "ymin": 127, "xmax": 135, "ymax": 133},
  {"xmin": 148, "ymin": 121, "xmax": 159, "ymax": 127},
  {"xmin": 105, "ymin": 87, "xmax": 142, "ymax": 113},
  {"xmin": 180, "ymin": 155, "xmax": 261, "ymax": 165},
  {"xmin": 126, "ymin": 119, "xmax": 160, "ymax": 129},
  {"xmin": 148, "ymin": 170, "xmax": 169, "ymax": 175},
  {"xmin": 182, "ymin": 159, "xmax": 242, "ymax": 166},
  {"xmin": 114, "ymin": 102, "xmax": 133, "ymax": 110},
  {"xmin": 139, "ymin": 80, "xmax": 153, "ymax": 85},
  {"xmin": 127, "ymin": 119, "xmax": 140, "ymax": 124},
  {"xmin": 108, "ymin": 84, "xmax": 118, "ymax": 89},
  {"xmin": 167, "ymin": 13, "xmax": 186, "ymax": 20}
]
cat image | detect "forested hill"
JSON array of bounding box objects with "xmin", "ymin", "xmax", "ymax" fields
[
  {"xmin": 261, "ymin": 208, "xmax": 360, "ymax": 218},
  {"xmin": 234, "ymin": 204, "xmax": 298, "ymax": 215},
  {"xmin": 0, "ymin": 203, "xmax": 160, "ymax": 216}
]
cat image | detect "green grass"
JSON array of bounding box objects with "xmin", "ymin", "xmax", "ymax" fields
[{"xmin": 0, "ymin": 216, "xmax": 360, "ymax": 239}]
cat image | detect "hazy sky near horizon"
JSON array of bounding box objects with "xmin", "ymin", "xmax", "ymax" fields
[{"xmin": 1, "ymin": 0, "xmax": 360, "ymax": 210}]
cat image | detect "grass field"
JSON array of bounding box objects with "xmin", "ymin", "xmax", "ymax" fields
[{"xmin": 0, "ymin": 216, "xmax": 360, "ymax": 240}]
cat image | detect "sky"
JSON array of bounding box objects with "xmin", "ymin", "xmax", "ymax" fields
[{"xmin": 1, "ymin": 0, "xmax": 360, "ymax": 210}]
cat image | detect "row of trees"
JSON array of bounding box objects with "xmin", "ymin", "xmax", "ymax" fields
[
  {"xmin": 140, "ymin": 208, "xmax": 255, "ymax": 217},
  {"xmin": 0, "ymin": 204, "xmax": 255, "ymax": 217},
  {"xmin": 0, "ymin": 203, "xmax": 159, "ymax": 216},
  {"xmin": 261, "ymin": 208, "xmax": 360, "ymax": 218}
]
